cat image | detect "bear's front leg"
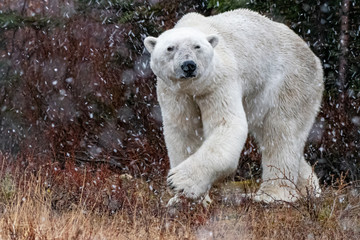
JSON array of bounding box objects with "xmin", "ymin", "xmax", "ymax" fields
[
  {"xmin": 167, "ymin": 88, "xmax": 248, "ymax": 199},
  {"xmin": 157, "ymin": 81, "xmax": 204, "ymax": 168},
  {"xmin": 167, "ymin": 117, "xmax": 247, "ymax": 199}
]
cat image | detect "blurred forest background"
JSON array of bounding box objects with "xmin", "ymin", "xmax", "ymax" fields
[{"xmin": 0, "ymin": 0, "xmax": 359, "ymax": 185}]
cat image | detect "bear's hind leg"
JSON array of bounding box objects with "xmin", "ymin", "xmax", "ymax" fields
[
  {"xmin": 298, "ymin": 157, "xmax": 321, "ymax": 197},
  {"xmin": 253, "ymin": 103, "xmax": 321, "ymax": 203},
  {"xmin": 254, "ymin": 131, "xmax": 302, "ymax": 203}
]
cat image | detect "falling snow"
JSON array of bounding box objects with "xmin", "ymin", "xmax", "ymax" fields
[{"xmin": 0, "ymin": 0, "xmax": 359, "ymax": 202}]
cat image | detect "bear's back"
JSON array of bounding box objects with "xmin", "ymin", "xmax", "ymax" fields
[
  {"xmin": 176, "ymin": 10, "xmax": 305, "ymax": 53},
  {"xmin": 175, "ymin": 10, "xmax": 323, "ymax": 109}
]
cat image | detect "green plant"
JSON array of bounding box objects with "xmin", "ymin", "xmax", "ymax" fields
[{"xmin": 0, "ymin": 174, "xmax": 16, "ymax": 203}]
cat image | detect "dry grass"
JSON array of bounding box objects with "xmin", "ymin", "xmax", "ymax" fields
[
  {"xmin": 0, "ymin": 155, "xmax": 359, "ymax": 240},
  {"xmin": 0, "ymin": 2, "xmax": 359, "ymax": 239}
]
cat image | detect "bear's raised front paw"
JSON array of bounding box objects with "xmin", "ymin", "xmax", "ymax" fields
[{"xmin": 167, "ymin": 163, "xmax": 211, "ymax": 199}]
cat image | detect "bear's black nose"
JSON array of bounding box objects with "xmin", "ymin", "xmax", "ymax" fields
[{"xmin": 181, "ymin": 60, "xmax": 197, "ymax": 74}]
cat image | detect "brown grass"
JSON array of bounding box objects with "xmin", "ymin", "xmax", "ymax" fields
[
  {"xmin": 0, "ymin": 1, "xmax": 359, "ymax": 239},
  {"xmin": 0, "ymin": 153, "xmax": 359, "ymax": 240}
]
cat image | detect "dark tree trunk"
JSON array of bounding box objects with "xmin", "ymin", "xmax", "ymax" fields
[{"xmin": 338, "ymin": 0, "xmax": 350, "ymax": 108}]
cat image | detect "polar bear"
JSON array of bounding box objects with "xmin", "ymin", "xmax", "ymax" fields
[{"xmin": 144, "ymin": 9, "xmax": 323, "ymax": 203}]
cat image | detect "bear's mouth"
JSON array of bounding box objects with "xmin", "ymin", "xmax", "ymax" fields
[{"xmin": 180, "ymin": 73, "xmax": 197, "ymax": 79}]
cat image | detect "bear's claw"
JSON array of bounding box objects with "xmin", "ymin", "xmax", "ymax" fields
[{"xmin": 167, "ymin": 163, "xmax": 210, "ymax": 199}]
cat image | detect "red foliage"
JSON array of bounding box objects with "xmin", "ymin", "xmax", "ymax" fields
[{"xmin": 0, "ymin": 0, "xmax": 359, "ymax": 185}]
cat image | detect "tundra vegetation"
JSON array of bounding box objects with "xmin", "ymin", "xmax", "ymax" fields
[{"xmin": 0, "ymin": 0, "xmax": 359, "ymax": 239}]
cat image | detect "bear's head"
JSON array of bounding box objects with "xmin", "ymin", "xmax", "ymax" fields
[{"xmin": 144, "ymin": 27, "xmax": 219, "ymax": 83}]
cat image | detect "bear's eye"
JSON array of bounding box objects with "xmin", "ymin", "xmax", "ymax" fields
[
  {"xmin": 194, "ymin": 45, "xmax": 201, "ymax": 49},
  {"xmin": 167, "ymin": 46, "xmax": 174, "ymax": 52}
]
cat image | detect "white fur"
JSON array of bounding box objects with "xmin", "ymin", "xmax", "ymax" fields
[{"xmin": 144, "ymin": 9, "xmax": 323, "ymax": 203}]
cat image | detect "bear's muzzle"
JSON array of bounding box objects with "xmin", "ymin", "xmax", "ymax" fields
[{"xmin": 181, "ymin": 60, "xmax": 197, "ymax": 78}]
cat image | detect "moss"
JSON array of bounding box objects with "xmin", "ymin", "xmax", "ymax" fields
[
  {"xmin": 76, "ymin": 0, "xmax": 135, "ymax": 11},
  {"xmin": 207, "ymin": 0, "xmax": 248, "ymax": 13},
  {"xmin": 0, "ymin": 12, "xmax": 60, "ymax": 30},
  {"xmin": 225, "ymin": 180, "xmax": 260, "ymax": 192},
  {"xmin": 0, "ymin": 12, "xmax": 22, "ymax": 29},
  {"xmin": 0, "ymin": 174, "xmax": 16, "ymax": 203}
]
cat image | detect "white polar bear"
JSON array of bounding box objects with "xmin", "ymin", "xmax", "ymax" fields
[{"xmin": 144, "ymin": 9, "xmax": 323, "ymax": 203}]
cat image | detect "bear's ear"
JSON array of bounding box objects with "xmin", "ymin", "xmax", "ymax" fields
[
  {"xmin": 207, "ymin": 34, "xmax": 219, "ymax": 48},
  {"xmin": 144, "ymin": 36, "xmax": 157, "ymax": 53}
]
